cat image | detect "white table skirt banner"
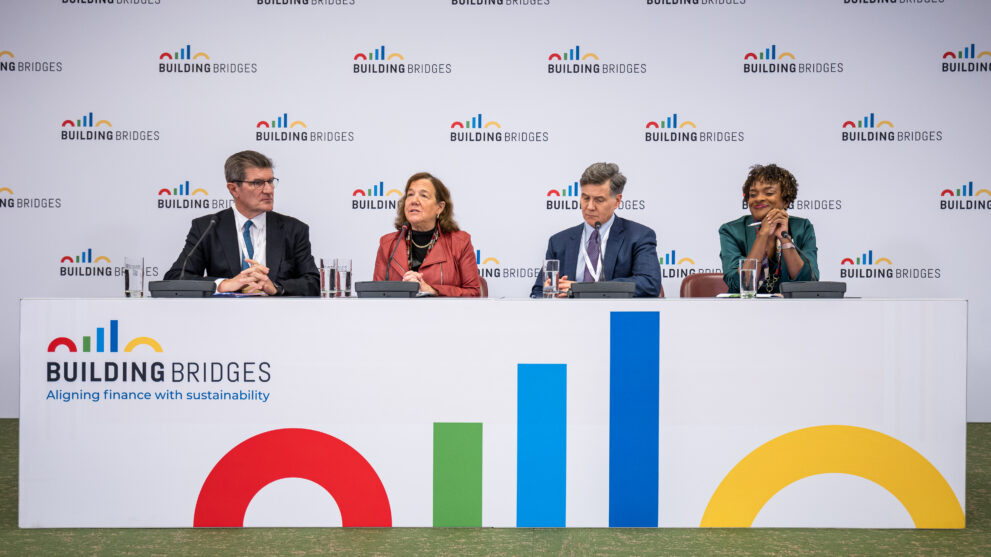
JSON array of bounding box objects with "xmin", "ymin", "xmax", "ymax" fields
[{"xmin": 19, "ymin": 298, "xmax": 966, "ymax": 528}]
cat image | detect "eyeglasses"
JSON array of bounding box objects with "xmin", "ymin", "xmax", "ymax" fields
[{"xmin": 234, "ymin": 178, "xmax": 279, "ymax": 189}]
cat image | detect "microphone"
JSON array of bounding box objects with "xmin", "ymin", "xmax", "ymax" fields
[
  {"xmin": 180, "ymin": 217, "xmax": 217, "ymax": 278},
  {"xmin": 385, "ymin": 223, "xmax": 407, "ymax": 281},
  {"xmin": 781, "ymin": 230, "xmax": 818, "ymax": 281},
  {"xmin": 594, "ymin": 221, "xmax": 605, "ymax": 282}
]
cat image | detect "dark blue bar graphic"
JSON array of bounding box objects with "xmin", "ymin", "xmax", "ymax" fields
[
  {"xmin": 969, "ymin": 181, "xmax": 974, "ymax": 196},
  {"xmin": 971, "ymin": 44, "xmax": 975, "ymax": 58},
  {"xmin": 186, "ymin": 45, "xmax": 191, "ymax": 60},
  {"xmin": 110, "ymin": 320, "xmax": 118, "ymax": 353},
  {"xmin": 97, "ymin": 327, "xmax": 105, "ymax": 353},
  {"xmin": 517, "ymin": 363, "xmax": 567, "ymax": 527},
  {"xmin": 609, "ymin": 312, "xmax": 659, "ymax": 527},
  {"xmin": 87, "ymin": 248, "xmax": 92, "ymax": 263},
  {"xmin": 772, "ymin": 44, "xmax": 776, "ymax": 59}
]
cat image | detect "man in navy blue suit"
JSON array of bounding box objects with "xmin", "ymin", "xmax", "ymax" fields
[{"xmin": 531, "ymin": 162, "xmax": 661, "ymax": 298}]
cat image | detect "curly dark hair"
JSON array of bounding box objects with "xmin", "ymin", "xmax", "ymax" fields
[
  {"xmin": 392, "ymin": 172, "xmax": 460, "ymax": 233},
  {"xmin": 742, "ymin": 163, "xmax": 798, "ymax": 206}
]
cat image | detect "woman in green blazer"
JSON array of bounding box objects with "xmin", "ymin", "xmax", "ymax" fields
[{"xmin": 719, "ymin": 164, "xmax": 819, "ymax": 293}]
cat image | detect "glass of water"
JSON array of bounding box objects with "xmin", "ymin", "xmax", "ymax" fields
[
  {"xmin": 542, "ymin": 259, "xmax": 560, "ymax": 298},
  {"xmin": 738, "ymin": 258, "xmax": 759, "ymax": 299},
  {"xmin": 321, "ymin": 258, "xmax": 352, "ymax": 298},
  {"xmin": 124, "ymin": 256, "xmax": 144, "ymax": 298}
]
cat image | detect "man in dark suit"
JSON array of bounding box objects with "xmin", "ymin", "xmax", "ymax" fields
[
  {"xmin": 531, "ymin": 162, "xmax": 661, "ymax": 298},
  {"xmin": 164, "ymin": 150, "xmax": 319, "ymax": 296}
]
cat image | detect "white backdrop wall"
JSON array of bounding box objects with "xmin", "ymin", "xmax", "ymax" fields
[{"xmin": 1, "ymin": 0, "xmax": 989, "ymax": 419}]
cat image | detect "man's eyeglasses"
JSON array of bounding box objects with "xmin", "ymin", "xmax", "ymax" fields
[{"xmin": 234, "ymin": 178, "xmax": 279, "ymax": 189}]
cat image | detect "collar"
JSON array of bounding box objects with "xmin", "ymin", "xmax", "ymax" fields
[
  {"xmin": 233, "ymin": 209, "xmax": 267, "ymax": 234},
  {"xmin": 582, "ymin": 214, "xmax": 616, "ymax": 239}
]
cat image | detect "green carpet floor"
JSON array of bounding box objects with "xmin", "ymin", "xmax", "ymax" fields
[{"xmin": 1, "ymin": 419, "xmax": 990, "ymax": 556}]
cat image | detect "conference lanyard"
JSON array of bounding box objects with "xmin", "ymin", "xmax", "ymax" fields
[{"xmin": 580, "ymin": 226, "xmax": 611, "ymax": 282}]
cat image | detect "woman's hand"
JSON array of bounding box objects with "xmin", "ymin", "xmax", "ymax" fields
[
  {"xmin": 403, "ymin": 270, "xmax": 437, "ymax": 295},
  {"xmin": 759, "ymin": 208, "xmax": 790, "ymax": 240}
]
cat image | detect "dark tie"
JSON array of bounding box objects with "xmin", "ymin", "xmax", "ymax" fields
[
  {"xmin": 584, "ymin": 228, "xmax": 600, "ymax": 282},
  {"xmin": 242, "ymin": 220, "xmax": 254, "ymax": 270}
]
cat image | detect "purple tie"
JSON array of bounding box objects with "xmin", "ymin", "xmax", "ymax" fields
[{"xmin": 584, "ymin": 228, "xmax": 600, "ymax": 282}]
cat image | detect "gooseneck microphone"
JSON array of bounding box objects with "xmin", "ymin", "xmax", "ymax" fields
[
  {"xmin": 384, "ymin": 223, "xmax": 408, "ymax": 281},
  {"xmin": 781, "ymin": 230, "xmax": 819, "ymax": 281},
  {"xmin": 180, "ymin": 217, "xmax": 217, "ymax": 279},
  {"xmin": 594, "ymin": 221, "xmax": 605, "ymax": 282}
]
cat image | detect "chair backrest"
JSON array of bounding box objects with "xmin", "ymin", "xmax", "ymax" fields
[
  {"xmin": 479, "ymin": 276, "xmax": 488, "ymax": 298},
  {"xmin": 680, "ymin": 272, "xmax": 728, "ymax": 298}
]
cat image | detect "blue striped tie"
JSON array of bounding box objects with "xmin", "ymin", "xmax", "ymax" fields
[{"xmin": 241, "ymin": 220, "xmax": 254, "ymax": 270}]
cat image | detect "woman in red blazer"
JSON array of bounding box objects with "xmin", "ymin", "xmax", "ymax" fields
[{"xmin": 373, "ymin": 172, "xmax": 481, "ymax": 297}]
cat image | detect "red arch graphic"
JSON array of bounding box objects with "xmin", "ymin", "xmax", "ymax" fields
[
  {"xmin": 47, "ymin": 337, "xmax": 77, "ymax": 352},
  {"xmin": 646, "ymin": 121, "xmax": 659, "ymax": 128},
  {"xmin": 61, "ymin": 120, "xmax": 75, "ymax": 127},
  {"xmin": 159, "ymin": 53, "xmax": 173, "ymax": 60},
  {"xmin": 841, "ymin": 258, "xmax": 855, "ymax": 265},
  {"xmin": 352, "ymin": 189, "xmax": 366, "ymax": 196},
  {"xmin": 744, "ymin": 53, "xmax": 758, "ymax": 60},
  {"xmin": 60, "ymin": 256, "xmax": 74, "ymax": 263},
  {"xmin": 354, "ymin": 53, "xmax": 367, "ymax": 60},
  {"xmin": 158, "ymin": 188, "xmax": 172, "ymax": 195},
  {"xmin": 193, "ymin": 428, "xmax": 391, "ymax": 527},
  {"xmin": 548, "ymin": 53, "xmax": 562, "ymax": 61},
  {"xmin": 842, "ymin": 121, "xmax": 857, "ymax": 128},
  {"xmin": 546, "ymin": 190, "xmax": 560, "ymax": 196},
  {"xmin": 256, "ymin": 121, "xmax": 270, "ymax": 128},
  {"xmin": 940, "ymin": 189, "xmax": 955, "ymax": 196},
  {"xmin": 942, "ymin": 52, "xmax": 956, "ymax": 59},
  {"xmin": 450, "ymin": 122, "xmax": 464, "ymax": 128}
]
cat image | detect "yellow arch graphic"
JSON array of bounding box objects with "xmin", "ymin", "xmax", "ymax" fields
[
  {"xmin": 0, "ymin": 187, "xmax": 12, "ymax": 195},
  {"xmin": 700, "ymin": 425, "xmax": 963, "ymax": 528},
  {"xmin": 124, "ymin": 337, "xmax": 164, "ymax": 353},
  {"xmin": 978, "ymin": 51, "xmax": 991, "ymax": 58},
  {"xmin": 484, "ymin": 121, "xmax": 502, "ymax": 128},
  {"xmin": 387, "ymin": 53, "xmax": 405, "ymax": 60},
  {"xmin": 581, "ymin": 53, "xmax": 599, "ymax": 60},
  {"xmin": 877, "ymin": 121, "xmax": 894, "ymax": 128},
  {"xmin": 0, "ymin": 51, "xmax": 13, "ymax": 58},
  {"xmin": 289, "ymin": 121, "xmax": 308, "ymax": 128},
  {"xmin": 385, "ymin": 189, "xmax": 403, "ymax": 196},
  {"xmin": 193, "ymin": 52, "xmax": 210, "ymax": 60},
  {"xmin": 94, "ymin": 256, "xmax": 111, "ymax": 264},
  {"xmin": 677, "ymin": 257, "xmax": 696, "ymax": 265},
  {"xmin": 95, "ymin": 120, "xmax": 112, "ymax": 127},
  {"xmin": 481, "ymin": 257, "xmax": 500, "ymax": 265},
  {"xmin": 875, "ymin": 257, "xmax": 893, "ymax": 265},
  {"xmin": 778, "ymin": 52, "xmax": 796, "ymax": 60},
  {"xmin": 191, "ymin": 188, "xmax": 208, "ymax": 196},
  {"xmin": 976, "ymin": 189, "xmax": 991, "ymax": 196},
  {"xmin": 679, "ymin": 121, "xmax": 697, "ymax": 129}
]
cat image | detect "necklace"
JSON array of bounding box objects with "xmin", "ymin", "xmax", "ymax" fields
[{"xmin": 411, "ymin": 237, "xmax": 433, "ymax": 249}]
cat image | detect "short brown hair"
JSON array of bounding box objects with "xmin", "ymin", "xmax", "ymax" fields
[
  {"xmin": 393, "ymin": 172, "xmax": 460, "ymax": 233},
  {"xmin": 742, "ymin": 163, "xmax": 798, "ymax": 206},
  {"xmin": 580, "ymin": 162, "xmax": 626, "ymax": 196},
  {"xmin": 225, "ymin": 150, "xmax": 273, "ymax": 183}
]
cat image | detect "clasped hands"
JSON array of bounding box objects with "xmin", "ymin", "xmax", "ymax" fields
[
  {"xmin": 402, "ymin": 270, "xmax": 437, "ymax": 295},
  {"xmin": 758, "ymin": 208, "xmax": 790, "ymax": 240},
  {"xmin": 218, "ymin": 258, "xmax": 277, "ymax": 295}
]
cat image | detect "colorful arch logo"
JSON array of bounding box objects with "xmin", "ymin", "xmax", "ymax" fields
[
  {"xmin": 942, "ymin": 44, "xmax": 991, "ymax": 59},
  {"xmin": 701, "ymin": 425, "xmax": 963, "ymax": 528},
  {"xmin": 352, "ymin": 181, "xmax": 402, "ymax": 197},
  {"xmin": 941, "ymin": 181, "xmax": 990, "ymax": 197},
  {"xmin": 548, "ymin": 45, "xmax": 598, "ymax": 61},
  {"xmin": 61, "ymin": 112, "xmax": 111, "ymax": 127},
  {"xmin": 159, "ymin": 45, "xmax": 209, "ymax": 60},
  {"xmin": 0, "ymin": 187, "xmax": 12, "ymax": 195},
  {"xmin": 451, "ymin": 114, "xmax": 501, "ymax": 129},
  {"xmin": 194, "ymin": 428, "xmax": 391, "ymax": 527},
  {"xmin": 60, "ymin": 249, "xmax": 110, "ymax": 265},
  {"xmin": 47, "ymin": 319, "xmax": 163, "ymax": 353},
  {"xmin": 158, "ymin": 181, "xmax": 207, "ymax": 196},
  {"xmin": 841, "ymin": 250, "xmax": 892, "ymax": 266},
  {"xmin": 744, "ymin": 45, "xmax": 795, "ymax": 60},
  {"xmin": 475, "ymin": 250, "xmax": 500, "ymax": 265},
  {"xmin": 353, "ymin": 45, "xmax": 404, "ymax": 61},
  {"xmin": 547, "ymin": 182, "xmax": 579, "ymax": 197},
  {"xmin": 660, "ymin": 249, "xmax": 694, "ymax": 266},
  {"xmin": 646, "ymin": 114, "xmax": 696, "ymax": 129},
  {"xmin": 842, "ymin": 113, "xmax": 893, "ymax": 129},
  {"xmin": 256, "ymin": 113, "xmax": 306, "ymax": 129}
]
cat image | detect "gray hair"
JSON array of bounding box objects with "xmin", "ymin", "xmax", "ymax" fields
[
  {"xmin": 580, "ymin": 162, "xmax": 626, "ymax": 197},
  {"xmin": 224, "ymin": 150, "xmax": 273, "ymax": 183}
]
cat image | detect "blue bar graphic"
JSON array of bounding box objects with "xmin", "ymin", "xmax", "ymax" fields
[
  {"xmin": 575, "ymin": 45, "xmax": 580, "ymax": 60},
  {"xmin": 476, "ymin": 249, "xmax": 481, "ymax": 265},
  {"xmin": 476, "ymin": 113, "xmax": 482, "ymax": 128},
  {"xmin": 517, "ymin": 363, "xmax": 567, "ymax": 527},
  {"xmin": 868, "ymin": 250, "xmax": 873, "ymax": 265},
  {"xmin": 971, "ymin": 44, "xmax": 975, "ymax": 58},
  {"xmin": 609, "ymin": 312, "xmax": 660, "ymax": 527},
  {"xmin": 870, "ymin": 113, "xmax": 875, "ymax": 128},
  {"xmin": 110, "ymin": 320, "xmax": 118, "ymax": 353},
  {"xmin": 186, "ymin": 45, "xmax": 190, "ymax": 60},
  {"xmin": 87, "ymin": 248, "xmax": 92, "ymax": 263},
  {"xmin": 97, "ymin": 327, "xmax": 105, "ymax": 353},
  {"xmin": 772, "ymin": 44, "xmax": 776, "ymax": 59},
  {"xmin": 969, "ymin": 181, "xmax": 974, "ymax": 196},
  {"xmin": 88, "ymin": 112, "xmax": 93, "ymax": 127}
]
